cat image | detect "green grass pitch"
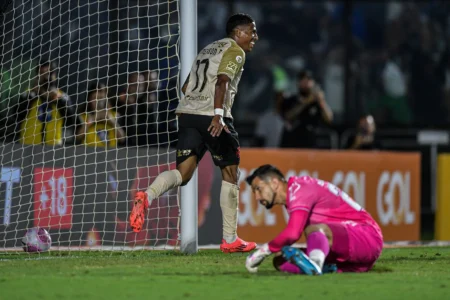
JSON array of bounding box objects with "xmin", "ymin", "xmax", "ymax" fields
[{"xmin": 1, "ymin": 247, "xmax": 450, "ymax": 300}]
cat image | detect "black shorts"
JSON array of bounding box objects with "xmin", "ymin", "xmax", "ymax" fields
[{"xmin": 176, "ymin": 114, "xmax": 240, "ymax": 168}]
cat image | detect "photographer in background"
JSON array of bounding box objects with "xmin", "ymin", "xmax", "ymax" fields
[
  {"xmin": 280, "ymin": 70, "xmax": 333, "ymax": 148},
  {"xmin": 347, "ymin": 114, "xmax": 381, "ymax": 150}
]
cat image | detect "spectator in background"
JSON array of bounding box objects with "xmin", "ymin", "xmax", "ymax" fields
[
  {"xmin": 136, "ymin": 70, "xmax": 159, "ymax": 146},
  {"xmin": 280, "ymin": 70, "xmax": 333, "ymax": 148},
  {"xmin": 253, "ymin": 91, "xmax": 284, "ymax": 148},
  {"xmin": 253, "ymin": 52, "xmax": 288, "ymax": 148},
  {"xmin": 346, "ymin": 114, "xmax": 381, "ymax": 150},
  {"xmin": 1, "ymin": 60, "xmax": 59, "ymax": 141},
  {"xmin": 15, "ymin": 82, "xmax": 81, "ymax": 146},
  {"xmin": 115, "ymin": 72, "xmax": 146, "ymax": 146},
  {"xmin": 131, "ymin": 70, "xmax": 178, "ymax": 148},
  {"xmin": 405, "ymin": 9, "xmax": 446, "ymax": 125},
  {"xmin": 76, "ymin": 82, "xmax": 125, "ymax": 148},
  {"xmin": 376, "ymin": 49, "xmax": 412, "ymax": 124},
  {"xmin": 155, "ymin": 76, "xmax": 180, "ymax": 148}
]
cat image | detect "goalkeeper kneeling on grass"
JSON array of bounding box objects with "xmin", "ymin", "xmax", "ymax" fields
[{"xmin": 244, "ymin": 165, "xmax": 383, "ymax": 275}]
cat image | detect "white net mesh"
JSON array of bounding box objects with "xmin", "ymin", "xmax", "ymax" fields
[{"xmin": 0, "ymin": 0, "xmax": 181, "ymax": 253}]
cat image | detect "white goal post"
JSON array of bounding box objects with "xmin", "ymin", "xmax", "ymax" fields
[{"xmin": 180, "ymin": 0, "xmax": 199, "ymax": 254}]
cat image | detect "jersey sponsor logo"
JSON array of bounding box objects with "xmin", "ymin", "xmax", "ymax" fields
[
  {"xmin": 226, "ymin": 61, "xmax": 238, "ymax": 74},
  {"xmin": 236, "ymin": 55, "xmax": 243, "ymax": 63},
  {"xmin": 212, "ymin": 155, "xmax": 223, "ymax": 161},
  {"xmin": 177, "ymin": 149, "xmax": 192, "ymax": 157},
  {"xmin": 186, "ymin": 95, "xmax": 210, "ymax": 101}
]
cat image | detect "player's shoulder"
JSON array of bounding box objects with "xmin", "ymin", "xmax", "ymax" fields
[
  {"xmin": 227, "ymin": 40, "xmax": 245, "ymax": 63},
  {"xmin": 200, "ymin": 38, "xmax": 231, "ymax": 51},
  {"xmin": 214, "ymin": 38, "xmax": 244, "ymax": 56},
  {"xmin": 288, "ymin": 175, "xmax": 315, "ymax": 187}
]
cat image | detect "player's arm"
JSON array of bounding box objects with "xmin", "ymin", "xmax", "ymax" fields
[
  {"xmin": 268, "ymin": 210, "xmax": 309, "ymax": 253},
  {"xmin": 181, "ymin": 74, "xmax": 190, "ymax": 94},
  {"xmin": 208, "ymin": 46, "xmax": 244, "ymax": 137},
  {"xmin": 214, "ymin": 74, "xmax": 230, "ymax": 109},
  {"xmin": 208, "ymin": 74, "xmax": 230, "ymax": 137},
  {"xmin": 316, "ymin": 91, "xmax": 333, "ymax": 124},
  {"xmin": 268, "ymin": 180, "xmax": 316, "ymax": 252}
]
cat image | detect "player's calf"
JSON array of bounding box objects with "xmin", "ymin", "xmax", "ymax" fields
[
  {"xmin": 221, "ymin": 165, "xmax": 239, "ymax": 185},
  {"xmin": 304, "ymin": 224, "xmax": 332, "ymax": 270},
  {"xmin": 177, "ymin": 155, "xmax": 198, "ymax": 186}
]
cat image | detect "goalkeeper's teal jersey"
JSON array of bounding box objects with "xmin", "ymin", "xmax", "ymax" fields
[{"xmin": 176, "ymin": 38, "xmax": 246, "ymax": 119}]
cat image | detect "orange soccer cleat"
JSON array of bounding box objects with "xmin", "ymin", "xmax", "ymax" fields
[
  {"xmin": 129, "ymin": 191, "xmax": 149, "ymax": 232},
  {"xmin": 220, "ymin": 237, "xmax": 257, "ymax": 253}
]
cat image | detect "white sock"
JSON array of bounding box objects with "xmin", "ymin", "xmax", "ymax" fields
[
  {"xmin": 308, "ymin": 249, "xmax": 326, "ymax": 270},
  {"xmin": 145, "ymin": 170, "xmax": 182, "ymax": 201},
  {"xmin": 220, "ymin": 181, "xmax": 238, "ymax": 244}
]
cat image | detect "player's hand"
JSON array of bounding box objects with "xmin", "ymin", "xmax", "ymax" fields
[
  {"xmin": 245, "ymin": 244, "xmax": 272, "ymax": 273},
  {"xmin": 208, "ymin": 115, "xmax": 230, "ymax": 137}
]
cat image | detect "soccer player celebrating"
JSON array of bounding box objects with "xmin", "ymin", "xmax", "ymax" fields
[
  {"xmin": 244, "ymin": 165, "xmax": 383, "ymax": 274},
  {"xmin": 130, "ymin": 13, "xmax": 259, "ymax": 253}
]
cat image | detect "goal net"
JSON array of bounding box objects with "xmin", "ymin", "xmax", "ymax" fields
[{"xmin": 0, "ymin": 0, "xmax": 181, "ymax": 252}]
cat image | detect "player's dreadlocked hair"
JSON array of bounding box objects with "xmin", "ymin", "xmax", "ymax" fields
[
  {"xmin": 226, "ymin": 13, "xmax": 254, "ymax": 36},
  {"xmin": 245, "ymin": 164, "xmax": 286, "ymax": 185}
]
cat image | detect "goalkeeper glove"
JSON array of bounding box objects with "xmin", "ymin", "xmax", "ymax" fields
[{"xmin": 245, "ymin": 244, "xmax": 272, "ymax": 273}]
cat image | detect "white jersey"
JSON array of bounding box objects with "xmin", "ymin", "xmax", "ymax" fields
[{"xmin": 176, "ymin": 38, "xmax": 246, "ymax": 119}]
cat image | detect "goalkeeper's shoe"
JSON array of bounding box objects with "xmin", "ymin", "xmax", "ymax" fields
[
  {"xmin": 220, "ymin": 237, "xmax": 257, "ymax": 253},
  {"xmin": 130, "ymin": 191, "xmax": 149, "ymax": 232},
  {"xmin": 281, "ymin": 246, "xmax": 322, "ymax": 275}
]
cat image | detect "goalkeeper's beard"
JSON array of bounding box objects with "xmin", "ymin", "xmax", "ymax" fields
[
  {"xmin": 261, "ymin": 195, "xmax": 276, "ymax": 210},
  {"xmin": 264, "ymin": 200, "xmax": 275, "ymax": 210}
]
